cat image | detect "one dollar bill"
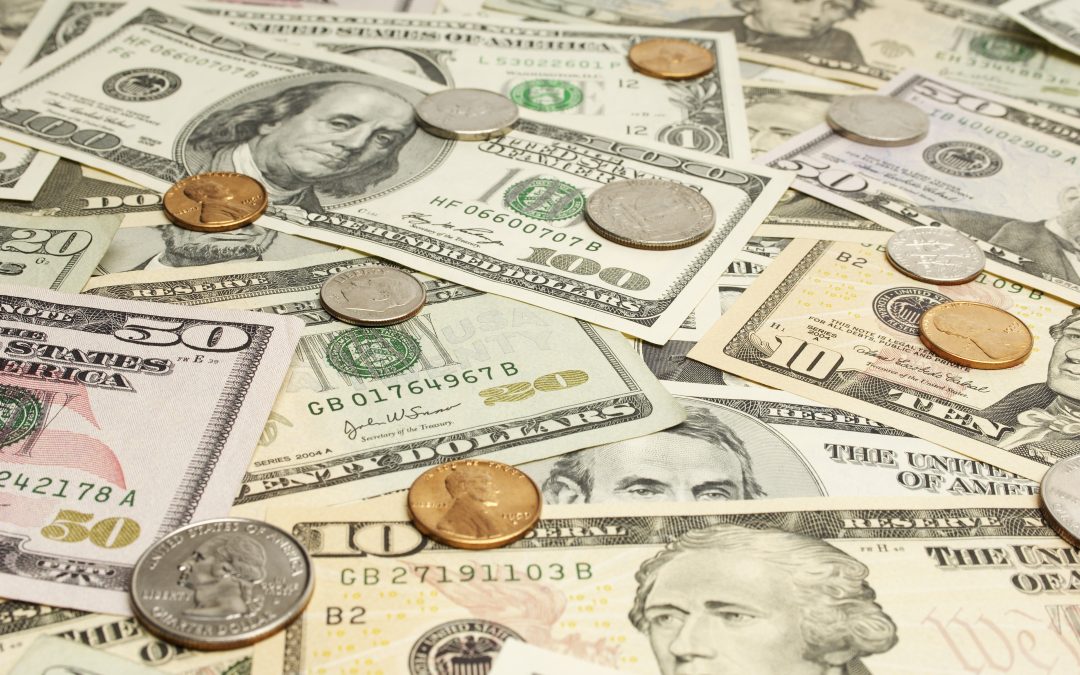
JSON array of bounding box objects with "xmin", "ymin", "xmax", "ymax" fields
[
  {"xmin": 252, "ymin": 493, "xmax": 1076, "ymax": 674},
  {"xmin": 689, "ymin": 238, "xmax": 1080, "ymax": 480},
  {"xmin": 0, "ymin": 285, "xmax": 301, "ymax": 613},
  {"xmin": 83, "ymin": 251, "xmax": 685, "ymax": 514},
  {"xmin": 0, "ymin": 2, "xmax": 789, "ymax": 343}
]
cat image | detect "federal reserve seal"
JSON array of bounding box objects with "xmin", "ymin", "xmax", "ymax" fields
[
  {"xmin": 102, "ymin": 69, "xmax": 181, "ymax": 102},
  {"xmin": 873, "ymin": 287, "xmax": 951, "ymax": 336},
  {"xmin": 922, "ymin": 141, "xmax": 1003, "ymax": 178},
  {"xmin": 504, "ymin": 177, "xmax": 584, "ymax": 221},
  {"xmin": 509, "ymin": 79, "xmax": 583, "ymax": 112},
  {"xmin": 326, "ymin": 327, "xmax": 421, "ymax": 378},
  {"xmin": 409, "ymin": 619, "xmax": 523, "ymax": 675},
  {"xmin": 0, "ymin": 385, "xmax": 42, "ymax": 448}
]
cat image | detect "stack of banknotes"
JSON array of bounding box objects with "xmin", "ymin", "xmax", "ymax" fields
[{"xmin": 0, "ymin": 0, "xmax": 1079, "ymax": 673}]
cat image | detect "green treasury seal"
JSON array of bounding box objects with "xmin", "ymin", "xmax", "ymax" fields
[
  {"xmin": 504, "ymin": 178, "xmax": 584, "ymax": 221},
  {"xmin": 509, "ymin": 79, "xmax": 584, "ymax": 112},
  {"xmin": 0, "ymin": 385, "xmax": 42, "ymax": 448},
  {"xmin": 326, "ymin": 328, "xmax": 421, "ymax": 378}
]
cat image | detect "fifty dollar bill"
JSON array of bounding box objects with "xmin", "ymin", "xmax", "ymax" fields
[{"xmin": 0, "ymin": 285, "xmax": 301, "ymax": 613}]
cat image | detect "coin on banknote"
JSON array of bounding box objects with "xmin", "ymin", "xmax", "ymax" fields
[
  {"xmin": 1040, "ymin": 456, "xmax": 1080, "ymax": 545},
  {"xmin": 628, "ymin": 38, "xmax": 715, "ymax": 79},
  {"xmin": 415, "ymin": 89, "xmax": 519, "ymax": 141},
  {"xmin": 131, "ymin": 518, "xmax": 314, "ymax": 650},
  {"xmin": 163, "ymin": 172, "xmax": 268, "ymax": 232},
  {"xmin": 585, "ymin": 179, "xmax": 714, "ymax": 249},
  {"xmin": 918, "ymin": 301, "xmax": 1033, "ymax": 369},
  {"xmin": 826, "ymin": 95, "xmax": 930, "ymax": 146},
  {"xmin": 320, "ymin": 266, "xmax": 426, "ymax": 326},
  {"xmin": 408, "ymin": 459, "xmax": 541, "ymax": 550},
  {"xmin": 886, "ymin": 227, "xmax": 985, "ymax": 284}
]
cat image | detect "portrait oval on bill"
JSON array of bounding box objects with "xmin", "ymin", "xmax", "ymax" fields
[
  {"xmin": 177, "ymin": 73, "xmax": 452, "ymax": 214},
  {"xmin": 525, "ymin": 396, "xmax": 824, "ymax": 504}
]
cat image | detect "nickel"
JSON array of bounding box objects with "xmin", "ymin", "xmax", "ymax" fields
[
  {"xmin": 886, "ymin": 227, "xmax": 985, "ymax": 284},
  {"xmin": 628, "ymin": 38, "xmax": 715, "ymax": 80},
  {"xmin": 320, "ymin": 266, "xmax": 426, "ymax": 326},
  {"xmin": 163, "ymin": 172, "xmax": 268, "ymax": 232},
  {"xmin": 826, "ymin": 95, "xmax": 930, "ymax": 147},
  {"xmin": 130, "ymin": 518, "xmax": 314, "ymax": 650},
  {"xmin": 918, "ymin": 301, "xmax": 1033, "ymax": 370},
  {"xmin": 408, "ymin": 459, "xmax": 541, "ymax": 550},
  {"xmin": 585, "ymin": 179, "xmax": 715, "ymax": 250},
  {"xmin": 415, "ymin": 89, "xmax": 519, "ymax": 141}
]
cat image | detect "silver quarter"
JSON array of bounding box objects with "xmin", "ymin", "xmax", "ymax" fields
[
  {"xmin": 130, "ymin": 518, "xmax": 313, "ymax": 650},
  {"xmin": 826, "ymin": 95, "xmax": 930, "ymax": 147},
  {"xmin": 1041, "ymin": 456, "xmax": 1080, "ymax": 545},
  {"xmin": 584, "ymin": 179, "xmax": 715, "ymax": 250},
  {"xmin": 885, "ymin": 227, "xmax": 985, "ymax": 284},
  {"xmin": 415, "ymin": 88, "xmax": 519, "ymax": 141},
  {"xmin": 320, "ymin": 266, "xmax": 426, "ymax": 326}
]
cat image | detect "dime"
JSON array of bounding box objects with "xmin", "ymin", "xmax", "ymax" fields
[
  {"xmin": 408, "ymin": 460, "xmax": 541, "ymax": 550},
  {"xmin": 1041, "ymin": 456, "xmax": 1080, "ymax": 546},
  {"xmin": 918, "ymin": 301, "xmax": 1033, "ymax": 369},
  {"xmin": 885, "ymin": 227, "xmax": 985, "ymax": 284},
  {"xmin": 415, "ymin": 89, "xmax": 519, "ymax": 141},
  {"xmin": 628, "ymin": 38, "xmax": 715, "ymax": 80},
  {"xmin": 163, "ymin": 172, "xmax": 268, "ymax": 232},
  {"xmin": 826, "ymin": 95, "xmax": 930, "ymax": 147},
  {"xmin": 585, "ymin": 179, "xmax": 715, "ymax": 250},
  {"xmin": 320, "ymin": 266, "xmax": 426, "ymax": 326},
  {"xmin": 131, "ymin": 518, "xmax": 314, "ymax": 650}
]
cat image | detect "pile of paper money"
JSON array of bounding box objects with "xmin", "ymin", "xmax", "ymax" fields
[{"xmin": 0, "ymin": 0, "xmax": 1079, "ymax": 673}]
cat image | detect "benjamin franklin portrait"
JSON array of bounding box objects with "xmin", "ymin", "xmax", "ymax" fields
[
  {"xmin": 631, "ymin": 524, "xmax": 897, "ymax": 674},
  {"xmin": 183, "ymin": 74, "xmax": 448, "ymax": 215}
]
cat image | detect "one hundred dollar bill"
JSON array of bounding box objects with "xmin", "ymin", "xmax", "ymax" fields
[
  {"xmin": 484, "ymin": 0, "xmax": 1080, "ymax": 117},
  {"xmin": 689, "ymin": 238, "xmax": 1080, "ymax": 480},
  {"xmin": 520, "ymin": 382, "xmax": 1038, "ymax": 504},
  {"xmin": 1001, "ymin": 0, "xmax": 1080, "ymax": 58},
  {"xmin": 9, "ymin": 636, "xmax": 165, "ymax": 675},
  {"xmin": 252, "ymin": 494, "xmax": 1075, "ymax": 674},
  {"xmin": 0, "ymin": 212, "xmax": 119, "ymax": 291},
  {"xmin": 0, "ymin": 3, "xmax": 790, "ymax": 342},
  {"xmin": 761, "ymin": 71, "xmax": 1080, "ymax": 307},
  {"xmin": 0, "ymin": 598, "xmax": 250, "ymax": 674},
  {"xmin": 4, "ymin": 0, "xmax": 750, "ymax": 158},
  {"xmin": 82, "ymin": 251, "xmax": 686, "ymax": 514},
  {"xmin": 0, "ymin": 139, "xmax": 56, "ymax": 202},
  {"xmin": 0, "ymin": 285, "xmax": 301, "ymax": 613}
]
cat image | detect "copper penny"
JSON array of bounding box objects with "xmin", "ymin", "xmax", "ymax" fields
[
  {"xmin": 163, "ymin": 172, "xmax": 268, "ymax": 232},
  {"xmin": 628, "ymin": 38, "xmax": 715, "ymax": 80},
  {"xmin": 407, "ymin": 460, "xmax": 541, "ymax": 550},
  {"xmin": 918, "ymin": 301, "xmax": 1033, "ymax": 369}
]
